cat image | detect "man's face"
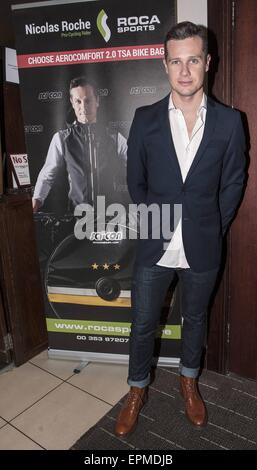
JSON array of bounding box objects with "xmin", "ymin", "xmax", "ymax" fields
[
  {"xmin": 163, "ymin": 36, "xmax": 211, "ymax": 99},
  {"xmin": 70, "ymin": 85, "xmax": 99, "ymax": 123}
]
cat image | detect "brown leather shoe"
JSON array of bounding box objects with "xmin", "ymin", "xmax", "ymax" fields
[
  {"xmin": 115, "ymin": 386, "xmax": 148, "ymax": 437},
  {"xmin": 180, "ymin": 375, "xmax": 207, "ymax": 428}
]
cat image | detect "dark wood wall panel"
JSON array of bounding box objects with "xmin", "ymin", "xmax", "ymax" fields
[
  {"xmin": 0, "ymin": 194, "xmax": 48, "ymax": 365},
  {"xmin": 228, "ymin": 0, "xmax": 257, "ymax": 379},
  {"xmin": 208, "ymin": 0, "xmax": 257, "ymax": 380},
  {"xmin": 206, "ymin": 0, "xmax": 233, "ymax": 373},
  {"xmin": 0, "ymin": 3, "xmax": 48, "ymax": 365}
]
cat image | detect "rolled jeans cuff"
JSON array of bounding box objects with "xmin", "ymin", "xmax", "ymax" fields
[
  {"xmin": 127, "ymin": 374, "xmax": 150, "ymax": 388},
  {"xmin": 179, "ymin": 362, "xmax": 199, "ymax": 379}
]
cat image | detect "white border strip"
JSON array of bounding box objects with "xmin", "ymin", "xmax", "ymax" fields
[
  {"xmin": 48, "ymin": 349, "xmax": 180, "ymax": 367},
  {"xmin": 12, "ymin": 0, "xmax": 97, "ymax": 11}
]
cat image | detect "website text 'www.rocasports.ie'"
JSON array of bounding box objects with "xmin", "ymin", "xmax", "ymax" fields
[{"xmin": 53, "ymin": 323, "xmax": 131, "ymax": 334}]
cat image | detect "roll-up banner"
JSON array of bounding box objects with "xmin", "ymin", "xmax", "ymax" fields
[{"xmin": 12, "ymin": 0, "xmax": 181, "ymax": 366}]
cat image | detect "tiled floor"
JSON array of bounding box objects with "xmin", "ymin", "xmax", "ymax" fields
[{"xmin": 0, "ymin": 350, "xmax": 129, "ymax": 450}]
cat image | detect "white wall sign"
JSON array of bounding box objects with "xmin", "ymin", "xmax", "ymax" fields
[{"xmin": 10, "ymin": 154, "xmax": 30, "ymax": 187}]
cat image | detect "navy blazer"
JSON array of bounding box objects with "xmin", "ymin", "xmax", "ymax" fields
[{"xmin": 127, "ymin": 95, "xmax": 246, "ymax": 272}]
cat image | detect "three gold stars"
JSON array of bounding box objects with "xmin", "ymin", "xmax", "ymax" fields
[{"xmin": 91, "ymin": 263, "xmax": 120, "ymax": 270}]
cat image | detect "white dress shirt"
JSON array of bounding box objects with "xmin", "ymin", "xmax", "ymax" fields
[{"xmin": 157, "ymin": 93, "xmax": 207, "ymax": 268}]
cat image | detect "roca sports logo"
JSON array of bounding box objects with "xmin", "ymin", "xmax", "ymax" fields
[
  {"xmin": 117, "ymin": 15, "xmax": 161, "ymax": 33},
  {"xmin": 96, "ymin": 11, "xmax": 161, "ymax": 39},
  {"xmin": 97, "ymin": 9, "xmax": 111, "ymax": 42}
]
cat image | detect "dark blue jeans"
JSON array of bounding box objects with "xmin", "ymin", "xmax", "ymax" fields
[{"xmin": 128, "ymin": 264, "xmax": 219, "ymax": 387}]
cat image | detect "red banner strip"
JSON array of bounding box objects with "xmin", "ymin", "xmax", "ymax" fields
[{"xmin": 17, "ymin": 44, "xmax": 164, "ymax": 68}]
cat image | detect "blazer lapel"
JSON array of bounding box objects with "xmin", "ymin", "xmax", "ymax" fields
[
  {"xmin": 158, "ymin": 95, "xmax": 183, "ymax": 184},
  {"xmin": 185, "ymin": 97, "xmax": 217, "ymax": 182}
]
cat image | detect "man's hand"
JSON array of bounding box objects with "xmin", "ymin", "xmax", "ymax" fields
[{"xmin": 32, "ymin": 198, "xmax": 42, "ymax": 213}]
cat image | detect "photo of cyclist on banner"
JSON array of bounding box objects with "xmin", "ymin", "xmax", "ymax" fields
[{"xmin": 32, "ymin": 75, "xmax": 128, "ymax": 214}]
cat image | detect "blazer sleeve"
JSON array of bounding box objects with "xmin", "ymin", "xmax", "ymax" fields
[
  {"xmin": 219, "ymin": 112, "xmax": 246, "ymax": 236},
  {"xmin": 127, "ymin": 109, "xmax": 148, "ymax": 205}
]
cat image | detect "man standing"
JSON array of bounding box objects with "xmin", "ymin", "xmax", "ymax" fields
[
  {"xmin": 115, "ymin": 22, "xmax": 245, "ymax": 436},
  {"xmin": 32, "ymin": 76, "xmax": 127, "ymax": 213}
]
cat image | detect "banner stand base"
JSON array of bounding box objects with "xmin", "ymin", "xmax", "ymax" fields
[
  {"xmin": 48, "ymin": 348, "xmax": 180, "ymax": 368},
  {"xmin": 73, "ymin": 361, "xmax": 89, "ymax": 374}
]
